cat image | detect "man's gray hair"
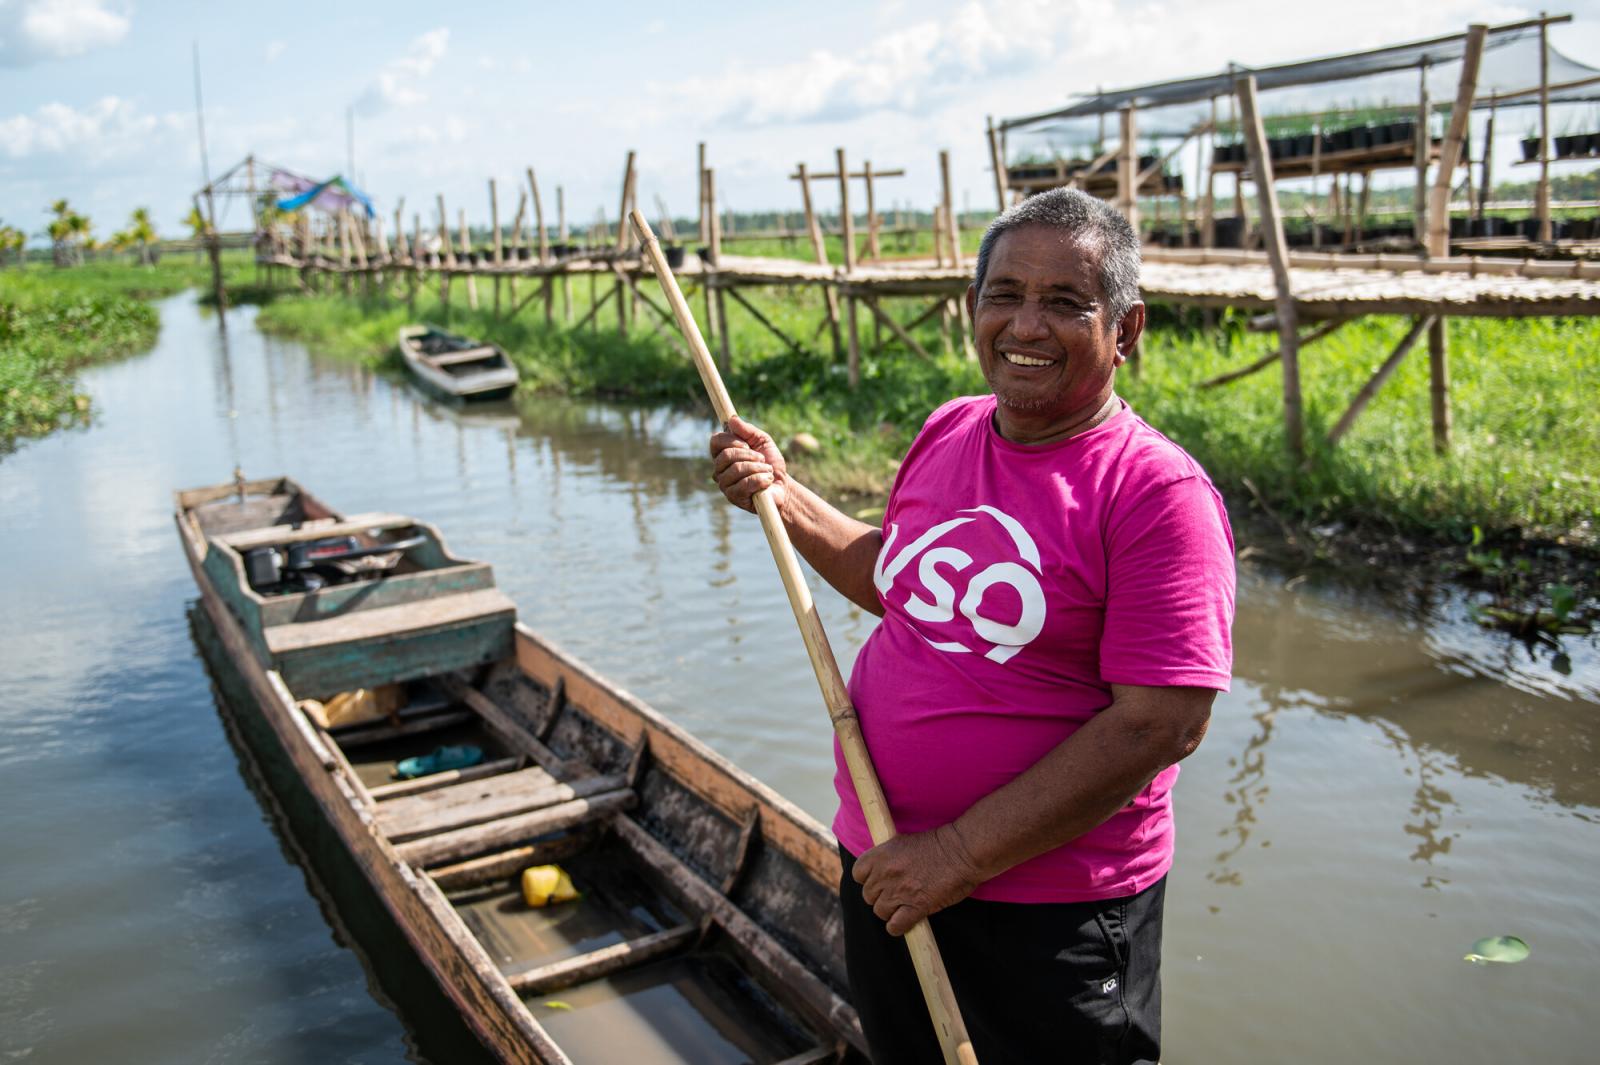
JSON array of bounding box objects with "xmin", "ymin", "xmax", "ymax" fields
[{"xmin": 973, "ymin": 187, "xmax": 1142, "ymax": 321}]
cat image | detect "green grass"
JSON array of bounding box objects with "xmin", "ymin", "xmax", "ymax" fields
[
  {"xmin": 254, "ymin": 269, "xmax": 1600, "ymax": 547},
  {"xmin": 0, "ymin": 254, "xmax": 253, "ymax": 449}
]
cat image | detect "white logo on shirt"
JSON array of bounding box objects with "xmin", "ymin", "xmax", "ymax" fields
[{"xmin": 873, "ymin": 505, "xmax": 1046, "ymax": 665}]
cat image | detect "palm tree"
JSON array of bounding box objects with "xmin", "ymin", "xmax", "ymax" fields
[
  {"xmin": 0, "ymin": 222, "xmax": 24, "ymax": 268},
  {"xmin": 184, "ymin": 204, "xmax": 207, "ymax": 262},
  {"xmin": 125, "ymin": 207, "xmax": 157, "ymax": 266},
  {"xmin": 45, "ymin": 200, "xmax": 92, "ymax": 267}
]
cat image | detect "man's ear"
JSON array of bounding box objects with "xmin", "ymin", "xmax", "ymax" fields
[
  {"xmin": 965, "ymin": 283, "xmax": 977, "ymax": 319},
  {"xmin": 1116, "ymin": 302, "xmax": 1146, "ymax": 362}
]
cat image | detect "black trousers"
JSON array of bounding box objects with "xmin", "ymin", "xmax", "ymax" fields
[{"xmin": 839, "ymin": 846, "xmax": 1164, "ymax": 1065}]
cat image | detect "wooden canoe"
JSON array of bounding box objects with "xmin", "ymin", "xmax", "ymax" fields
[
  {"xmin": 175, "ymin": 475, "xmax": 865, "ymax": 1065},
  {"xmin": 399, "ymin": 324, "xmax": 519, "ymax": 402}
]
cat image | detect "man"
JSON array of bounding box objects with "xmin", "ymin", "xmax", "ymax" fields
[{"xmin": 710, "ymin": 187, "xmax": 1235, "ymax": 1064}]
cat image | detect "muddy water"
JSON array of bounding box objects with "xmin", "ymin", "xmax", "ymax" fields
[{"xmin": 1, "ymin": 295, "xmax": 1595, "ymax": 1064}]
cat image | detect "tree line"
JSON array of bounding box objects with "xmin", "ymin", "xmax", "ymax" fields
[{"xmin": 0, "ymin": 202, "xmax": 210, "ymax": 268}]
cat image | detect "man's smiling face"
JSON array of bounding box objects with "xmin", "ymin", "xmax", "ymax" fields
[{"xmin": 967, "ymin": 223, "xmax": 1138, "ymax": 441}]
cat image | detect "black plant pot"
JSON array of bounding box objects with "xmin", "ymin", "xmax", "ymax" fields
[
  {"xmin": 1449, "ymin": 216, "xmax": 1469, "ymax": 238},
  {"xmin": 663, "ymin": 244, "xmax": 686, "ymax": 269},
  {"xmin": 1354, "ymin": 126, "xmax": 1374, "ymax": 149},
  {"xmin": 1522, "ymin": 137, "xmax": 1541, "ymax": 162},
  {"xmin": 1555, "ymin": 134, "xmax": 1579, "ymax": 158},
  {"xmin": 1213, "ymin": 216, "xmax": 1243, "ymax": 248},
  {"xmin": 1294, "ymin": 134, "xmax": 1315, "ymax": 158}
]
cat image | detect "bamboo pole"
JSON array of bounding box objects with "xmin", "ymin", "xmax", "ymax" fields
[
  {"xmin": 796, "ymin": 162, "xmax": 843, "ymax": 357},
  {"xmin": 1327, "ymin": 316, "xmax": 1432, "ymax": 444},
  {"xmin": 1203, "ymin": 97, "xmax": 1218, "ymax": 247},
  {"xmin": 490, "ymin": 178, "xmax": 503, "ymax": 316},
  {"xmin": 837, "ymin": 148, "xmax": 860, "ymax": 388},
  {"xmin": 1428, "ymin": 24, "xmax": 1488, "ymax": 258},
  {"xmin": 458, "ymin": 208, "xmax": 479, "ymax": 310},
  {"xmin": 1236, "ymin": 74, "xmax": 1304, "ymax": 460},
  {"xmin": 1118, "ymin": 105, "xmax": 1139, "ymax": 230},
  {"xmin": 986, "ymin": 116, "xmax": 1008, "ymax": 213},
  {"xmin": 706, "ymin": 167, "xmax": 729, "ymax": 370},
  {"xmin": 864, "ymin": 160, "xmax": 880, "ymax": 260},
  {"xmin": 615, "ymin": 150, "xmax": 637, "ymax": 252},
  {"xmin": 1429, "ymin": 318, "xmax": 1452, "ymax": 451},
  {"xmin": 1414, "ymin": 58, "xmax": 1431, "ymax": 244},
  {"xmin": 557, "ymin": 185, "xmax": 571, "ymax": 321},
  {"xmin": 1538, "ymin": 12, "xmax": 1553, "ymax": 242},
  {"xmin": 629, "ymin": 207, "xmax": 978, "ymax": 1065},
  {"xmin": 939, "ymin": 150, "xmax": 961, "ymax": 267},
  {"xmin": 1479, "ymin": 103, "xmax": 1496, "ymax": 223},
  {"xmin": 697, "ymin": 141, "xmax": 708, "ymax": 245},
  {"xmin": 527, "ymin": 167, "xmax": 550, "ymax": 265}
]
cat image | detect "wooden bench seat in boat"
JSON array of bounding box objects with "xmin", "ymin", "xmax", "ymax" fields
[
  {"xmin": 265, "ymin": 588, "xmax": 516, "ymax": 696},
  {"xmin": 428, "ymin": 347, "xmax": 500, "ymax": 367},
  {"xmin": 377, "ymin": 764, "xmax": 628, "ymax": 842},
  {"xmin": 220, "ymin": 512, "xmax": 415, "ymax": 551}
]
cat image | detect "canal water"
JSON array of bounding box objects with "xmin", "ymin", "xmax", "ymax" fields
[{"xmin": 2, "ymin": 294, "xmax": 1595, "ymax": 1064}]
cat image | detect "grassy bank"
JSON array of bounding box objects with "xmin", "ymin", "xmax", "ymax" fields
[
  {"xmin": 255, "ymin": 272, "xmax": 1599, "ymax": 555},
  {"xmin": 0, "ymin": 255, "xmax": 252, "ymax": 450}
]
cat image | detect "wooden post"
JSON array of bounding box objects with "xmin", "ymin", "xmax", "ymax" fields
[
  {"xmin": 527, "ymin": 167, "xmax": 550, "ymax": 264},
  {"xmin": 436, "ymin": 195, "xmax": 453, "ymax": 315},
  {"xmin": 837, "ymin": 148, "xmax": 859, "ymax": 387},
  {"xmin": 202, "ymin": 188, "xmax": 226, "ymax": 313},
  {"xmin": 1118, "ymin": 105, "xmax": 1139, "ymax": 230},
  {"xmin": 490, "ymin": 178, "xmax": 503, "ymax": 316},
  {"xmin": 1538, "ymin": 13, "xmax": 1553, "ymax": 242},
  {"xmin": 557, "ymin": 185, "xmax": 571, "ymax": 321},
  {"xmin": 1480, "ymin": 102, "xmax": 1496, "ymax": 222},
  {"xmin": 864, "ymin": 160, "xmax": 880, "ymax": 260},
  {"xmin": 1356, "ymin": 171, "xmax": 1371, "ymax": 242},
  {"xmin": 1415, "ymin": 58, "xmax": 1431, "ymax": 245},
  {"xmin": 1429, "ymin": 317, "xmax": 1452, "ymax": 451},
  {"xmin": 1236, "ymin": 74, "xmax": 1304, "ymax": 460},
  {"xmin": 409, "ymin": 212, "xmax": 420, "ymax": 316},
  {"xmin": 696, "ymin": 141, "xmax": 708, "ymax": 245},
  {"xmin": 939, "ymin": 149, "xmax": 961, "ymax": 266},
  {"xmin": 796, "ymin": 162, "xmax": 843, "ymax": 356},
  {"xmin": 615, "ymin": 150, "xmax": 637, "ymax": 252},
  {"xmin": 1428, "ymin": 24, "xmax": 1487, "ymax": 258},
  {"xmin": 1203, "ymin": 97, "xmax": 1218, "ymax": 247},
  {"xmin": 459, "ymin": 208, "xmax": 478, "ymax": 310},
  {"xmin": 706, "ymin": 167, "xmax": 729, "ymax": 370},
  {"xmin": 1310, "ymin": 121, "xmax": 1323, "ymax": 248},
  {"xmin": 394, "ymin": 201, "xmax": 408, "ymax": 262},
  {"xmin": 986, "ymin": 115, "xmax": 1008, "ymax": 213}
]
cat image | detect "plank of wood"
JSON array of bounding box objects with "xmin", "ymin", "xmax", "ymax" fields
[
  {"xmin": 448, "ymin": 683, "xmax": 591, "ymax": 780},
  {"xmin": 378, "ymin": 768, "xmax": 626, "ymax": 843},
  {"xmin": 428, "ymin": 832, "xmax": 598, "ymax": 891},
  {"xmin": 505, "ymin": 922, "xmax": 697, "ymax": 994},
  {"xmin": 613, "ymin": 816, "xmax": 866, "ymax": 1055},
  {"xmin": 428, "ymin": 346, "xmax": 501, "ymax": 366},
  {"xmin": 335, "ymin": 709, "xmax": 476, "ymax": 750},
  {"xmin": 370, "ymin": 756, "xmax": 524, "ymax": 801},
  {"xmin": 219, "ymin": 512, "xmax": 413, "ymax": 550},
  {"xmin": 265, "ymin": 588, "xmax": 515, "ymax": 654},
  {"xmin": 397, "ymin": 788, "xmax": 635, "ymax": 868}
]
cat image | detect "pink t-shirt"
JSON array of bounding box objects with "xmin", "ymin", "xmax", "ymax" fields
[{"xmin": 833, "ymin": 395, "xmax": 1235, "ymax": 903}]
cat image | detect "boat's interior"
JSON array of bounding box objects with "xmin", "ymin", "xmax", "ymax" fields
[
  {"xmin": 185, "ymin": 479, "xmax": 859, "ymax": 1063},
  {"xmin": 411, "ymin": 328, "xmax": 512, "ymax": 376},
  {"xmin": 295, "ymin": 656, "xmax": 853, "ymax": 1064}
]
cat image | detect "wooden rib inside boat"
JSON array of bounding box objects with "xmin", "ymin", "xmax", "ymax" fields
[
  {"xmin": 399, "ymin": 324, "xmax": 520, "ymax": 402},
  {"xmin": 176, "ymin": 475, "xmax": 865, "ymax": 1065}
]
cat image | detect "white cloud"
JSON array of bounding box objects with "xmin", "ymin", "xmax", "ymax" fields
[
  {"xmin": 0, "ymin": 95, "xmax": 183, "ymax": 160},
  {"xmin": 659, "ymin": 0, "xmax": 1088, "ymax": 127},
  {"xmin": 0, "ymin": 0, "xmax": 130, "ymax": 67},
  {"xmin": 264, "ymin": 39, "xmax": 286, "ymax": 63},
  {"xmin": 354, "ymin": 27, "xmax": 450, "ymax": 116}
]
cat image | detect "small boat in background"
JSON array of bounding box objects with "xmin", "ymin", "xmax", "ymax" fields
[{"xmin": 398, "ymin": 324, "xmax": 519, "ymax": 402}]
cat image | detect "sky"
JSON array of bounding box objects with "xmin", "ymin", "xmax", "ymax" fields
[{"xmin": 4, "ymin": 0, "xmax": 1600, "ymax": 243}]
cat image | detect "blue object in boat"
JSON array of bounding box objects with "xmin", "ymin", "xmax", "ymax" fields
[{"xmin": 395, "ymin": 744, "xmax": 485, "ymax": 779}]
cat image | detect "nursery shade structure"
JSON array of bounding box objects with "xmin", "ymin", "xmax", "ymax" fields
[{"xmin": 1002, "ymin": 15, "xmax": 1600, "ymax": 144}]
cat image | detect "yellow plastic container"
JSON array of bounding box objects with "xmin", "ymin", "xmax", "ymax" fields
[{"xmin": 521, "ymin": 864, "xmax": 579, "ymax": 908}]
